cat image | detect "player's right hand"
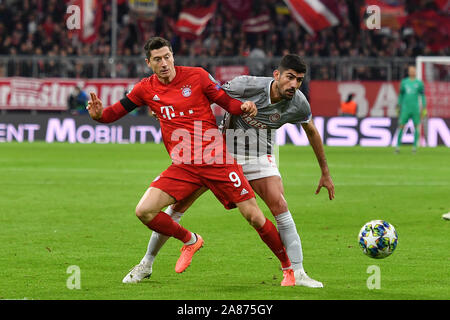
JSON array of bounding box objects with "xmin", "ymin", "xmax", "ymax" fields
[
  {"xmin": 316, "ymin": 173, "xmax": 335, "ymax": 200},
  {"xmin": 240, "ymin": 101, "xmax": 257, "ymax": 117},
  {"xmin": 87, "ymin": 92, "xmax": 103, "ymax": 120}
]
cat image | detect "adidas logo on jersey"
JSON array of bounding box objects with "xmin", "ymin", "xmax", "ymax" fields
[
  {"xmin": 153, "ymin": 94, "xmax": 160, "ymax": 101},
  {"xmin": 240, "ymin": 188, "xmax": 249, "ymax": 196}
]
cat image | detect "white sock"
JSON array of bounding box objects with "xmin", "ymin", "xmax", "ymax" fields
[
  {"xmin": 183, "ymin": 233, "xmax": 197, "ymax": 245},
  {"xmin": 141, "ymin": 206, "xmax": 184, "ymax": 264},
  {"xmin": 275, "ymin": 211, "xmax": 304, "ymax": 272}
]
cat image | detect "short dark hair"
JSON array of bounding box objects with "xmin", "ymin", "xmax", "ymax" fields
[
  {"xmin": 278, "ymin": 54, "xmax": 307, "ymax": 74},
  {"xmin": 144, "ymin": 37, "xmax": 173, "ymax": 59}
]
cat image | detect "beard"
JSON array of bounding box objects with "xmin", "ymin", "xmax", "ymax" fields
[
  {"xmin": 280, "ymin": 89, "xmax": 295, "ymax": 100},
  {"xmin": 276, "ymin": 82, "xmax": 295, "ymax": 100}
]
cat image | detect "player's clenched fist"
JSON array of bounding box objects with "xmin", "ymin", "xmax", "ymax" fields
[
  {"xmin": 240, "ymin": 101, "xmax": 257, "ymax": 117},
  {"xmin": 86, "ymin": 92, "xmax": 104, "ymax": 120}
]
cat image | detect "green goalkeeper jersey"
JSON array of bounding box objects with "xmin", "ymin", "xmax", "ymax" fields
[{"xmin": 398, "ymin": 77, "xmax": 426, "ymax": 112}]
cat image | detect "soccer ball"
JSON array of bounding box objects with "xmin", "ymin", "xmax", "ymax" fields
[{"xmin": 358, "ymin": 220, "xmax": 398, "ymax": 259}]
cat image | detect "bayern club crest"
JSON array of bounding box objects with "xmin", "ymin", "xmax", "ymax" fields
[
  {"xmin": 269, "ymin": 113, "xmax": 281, "ymax": 122},
  {"xmin": 181, "ymin": 85, "xmax": 192, "ymax": 97}
]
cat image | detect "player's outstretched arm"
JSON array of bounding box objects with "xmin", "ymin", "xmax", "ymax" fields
[
  {"xmin": 199, "ymin": 68, "xmax": 257, "ymax": 117},
  {"xmin": 301, "ymin": 120, "xmax": 335, "ymax": 200},
  {"xmin": 87, "ymin": 92, "xmax": 131, "ymax": 123}
]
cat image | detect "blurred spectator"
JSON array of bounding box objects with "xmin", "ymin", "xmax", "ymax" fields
[
  {"xmin": 340, "ymin": 93, "xmax": 358, "ymax": 117},
  {"xmin": 68, "ymin": 86, "xmax": 89, "ymax": 115},
  {"xmin": 248, "ymin": 38, "xmax": 267, "ymax": 76}
]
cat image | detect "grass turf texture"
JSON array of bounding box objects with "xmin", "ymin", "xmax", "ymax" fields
[{"xmin": 0, "ymin": 142, "xmax": 449, "ymax": 300}]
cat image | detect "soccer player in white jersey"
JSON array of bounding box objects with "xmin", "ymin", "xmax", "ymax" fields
[{"xmin": 123, "ymin": 54, "xmax": 335, "ymax": 287}]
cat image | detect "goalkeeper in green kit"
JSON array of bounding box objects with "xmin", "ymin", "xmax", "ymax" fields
[{"xmin": 395, "ymin": 65, "xmax": 427, "ymax": 153}]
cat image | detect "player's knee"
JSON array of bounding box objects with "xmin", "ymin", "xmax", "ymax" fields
[
  {"xmin": 238, "ymin": 206, "xmax": 264, "ymax": 228},
  {"xmin": 267, "ymin": 198, "xmax": 288, "ymax": 216},
  {"xmin": 135, "ymin": 205, "xmax": 146, "ymax": 220},
  {"xmin": 247, "ymin": 210, "xmax": 266, "ymax": 228},
  {"xmin": 246, "ymin": 214, "xmax": 260, "ymax": 228},
  {"xmin": 135, "ymin": 204, "xmax": 156, "ymax": 223},
  {"xmin": 237, "ymin": 198, "xmax": 266, "ymax": 228}
]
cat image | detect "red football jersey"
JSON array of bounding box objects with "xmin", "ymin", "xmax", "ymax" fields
[{"xmin": 127, "ymin": 66, "xmax": 239, "ymax": 165}]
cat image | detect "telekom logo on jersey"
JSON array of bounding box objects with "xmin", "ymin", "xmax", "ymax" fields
[
  {"xmin": 160, "ymin": 106, "xmax": 175, "ymax": 120},
  {"xmin": 160, "ymin": 105, "xmax": 194, "ymax": 120},
  {"xmin": 169, "ymin": 120, "xmax": 276, "ymax": 165}
]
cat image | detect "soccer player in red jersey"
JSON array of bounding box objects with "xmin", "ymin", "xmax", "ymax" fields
[{"xmin": 87, "ymin": 37, "xmax": 295, "ymax": 286}]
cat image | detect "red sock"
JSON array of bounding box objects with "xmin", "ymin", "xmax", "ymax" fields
[
  {"xmin": 256, "ymin": 218, "xmax": 291, "ymax": 269},
  {"xmin": 145, "ymin": 211, "xmax": 192, "ymax": 243}
]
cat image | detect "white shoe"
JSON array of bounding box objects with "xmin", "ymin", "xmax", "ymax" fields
[
  {"xmin": 122, "ymin": 261, "xmax": 152, "ymax": 283},
  {"xmin": 443, "ymin": 212, "xmax": 450, "ymax": 220},
  {"xmin": 294, "ymin": 269, "xmax": 323, "ymax": 288}
]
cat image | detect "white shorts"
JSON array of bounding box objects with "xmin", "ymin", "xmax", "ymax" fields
[{"xmin": 233, "ymin": 154, "xmax": 281, "ymax": 181}]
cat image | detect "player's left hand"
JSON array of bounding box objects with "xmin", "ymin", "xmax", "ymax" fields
[
  {"xmin": 240, "ymin": 101, "xmax": 257, "ymax": 117},
  {"xmin": 315, "ymin": 174, "xmax": 335, "ymax": 200},
  {"xmin": 421, "ymin": 108, "xmax": 427, "ymax": 119}
]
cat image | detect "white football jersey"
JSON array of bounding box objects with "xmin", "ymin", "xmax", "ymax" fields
[{"xmin": 221, "ymin": 76, "xmax": 312, "ymax": 157}]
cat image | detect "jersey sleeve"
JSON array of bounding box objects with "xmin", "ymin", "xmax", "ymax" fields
[
  {"xmin": 198, "ymin": 68, "xmax": 224, "ymax": 98},
  {"xmin": 198, "ymin": 68, "xmax": 244, "ymax": 115},
  {"xmin": 221, "ymin": 76, "xmax": 248, "ymax": 99},
  {"xmin": 98, "ymin": 94, "xmax": 142, "ymax": 123},
  {"xmin": 98, "ymin": 100, "xmax": 129, "ymax": 123},
  {"xmin": 293, "ymin": 91, "xmax": 312, "ymax": 124},
  {"xmin": 298, "ymin": 100, "xmax": 312, "ymax": 124},
  {"xmin": 126, "ymin": 80, "xmax": 147, "ymax": 107},
  {"xmin": 97, "ymin": 80, "xmax": 144, "ymax": 123},
  {"xmin": 222, "ymin": 76, "xmax": 269, "ymax": 100}
]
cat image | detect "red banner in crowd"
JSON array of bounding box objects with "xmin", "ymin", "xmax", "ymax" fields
[
  {"xmin": 242, "ymin": 12, "xmax": 271, "ymax": 33},
  {"xmin": 434, "ymin": 0, "xmax": 449, "ymax": 11},
  {"xmin": 174, "ymin": 3, "xmax": 217, "ymax": 39},
  {"xmin": 73, "ymin": 0, "xmax": 103, "ymax": 43},
  {"xmin": 0, "ymin": 78, "xmax": 137, "ymax": 111},
  {"xmin": 401, "ymin": 10, "xmax": 450, "ymax": 52},
  {"xmin": 220, "ymin": 0, "xmax": 253, "ymax": 20},
  {"xmin": 310, "ymin": 81, "xmax": 449, "ymax": 118},
  {"xmin": 284, "ymin": 0, "xmax": 340, "ymax": 34}
]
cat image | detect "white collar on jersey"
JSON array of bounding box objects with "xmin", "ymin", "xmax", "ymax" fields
[{"xmin": 267, "ymin": 79, "xmax": 274, "ymax": 105}]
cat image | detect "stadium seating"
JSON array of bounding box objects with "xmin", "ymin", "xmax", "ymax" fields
[{"xmin": 0, "ymin": 0, "xmax": 448, "ymax": 80}]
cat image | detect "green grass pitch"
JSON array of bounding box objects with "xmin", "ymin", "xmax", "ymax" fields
[{"xmin": 0, "ymin": 142, "xmax": 449, "ymax": 300}]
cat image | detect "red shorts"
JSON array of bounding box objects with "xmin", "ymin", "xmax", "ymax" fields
[{"xmin": 150, "ymin": 163, "xmax": 255, "ymax": 209}]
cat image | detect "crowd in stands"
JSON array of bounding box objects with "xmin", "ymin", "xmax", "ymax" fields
[{"xmin": 0, "ymin": 0, "xmax": 448, "ymax": 80}]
